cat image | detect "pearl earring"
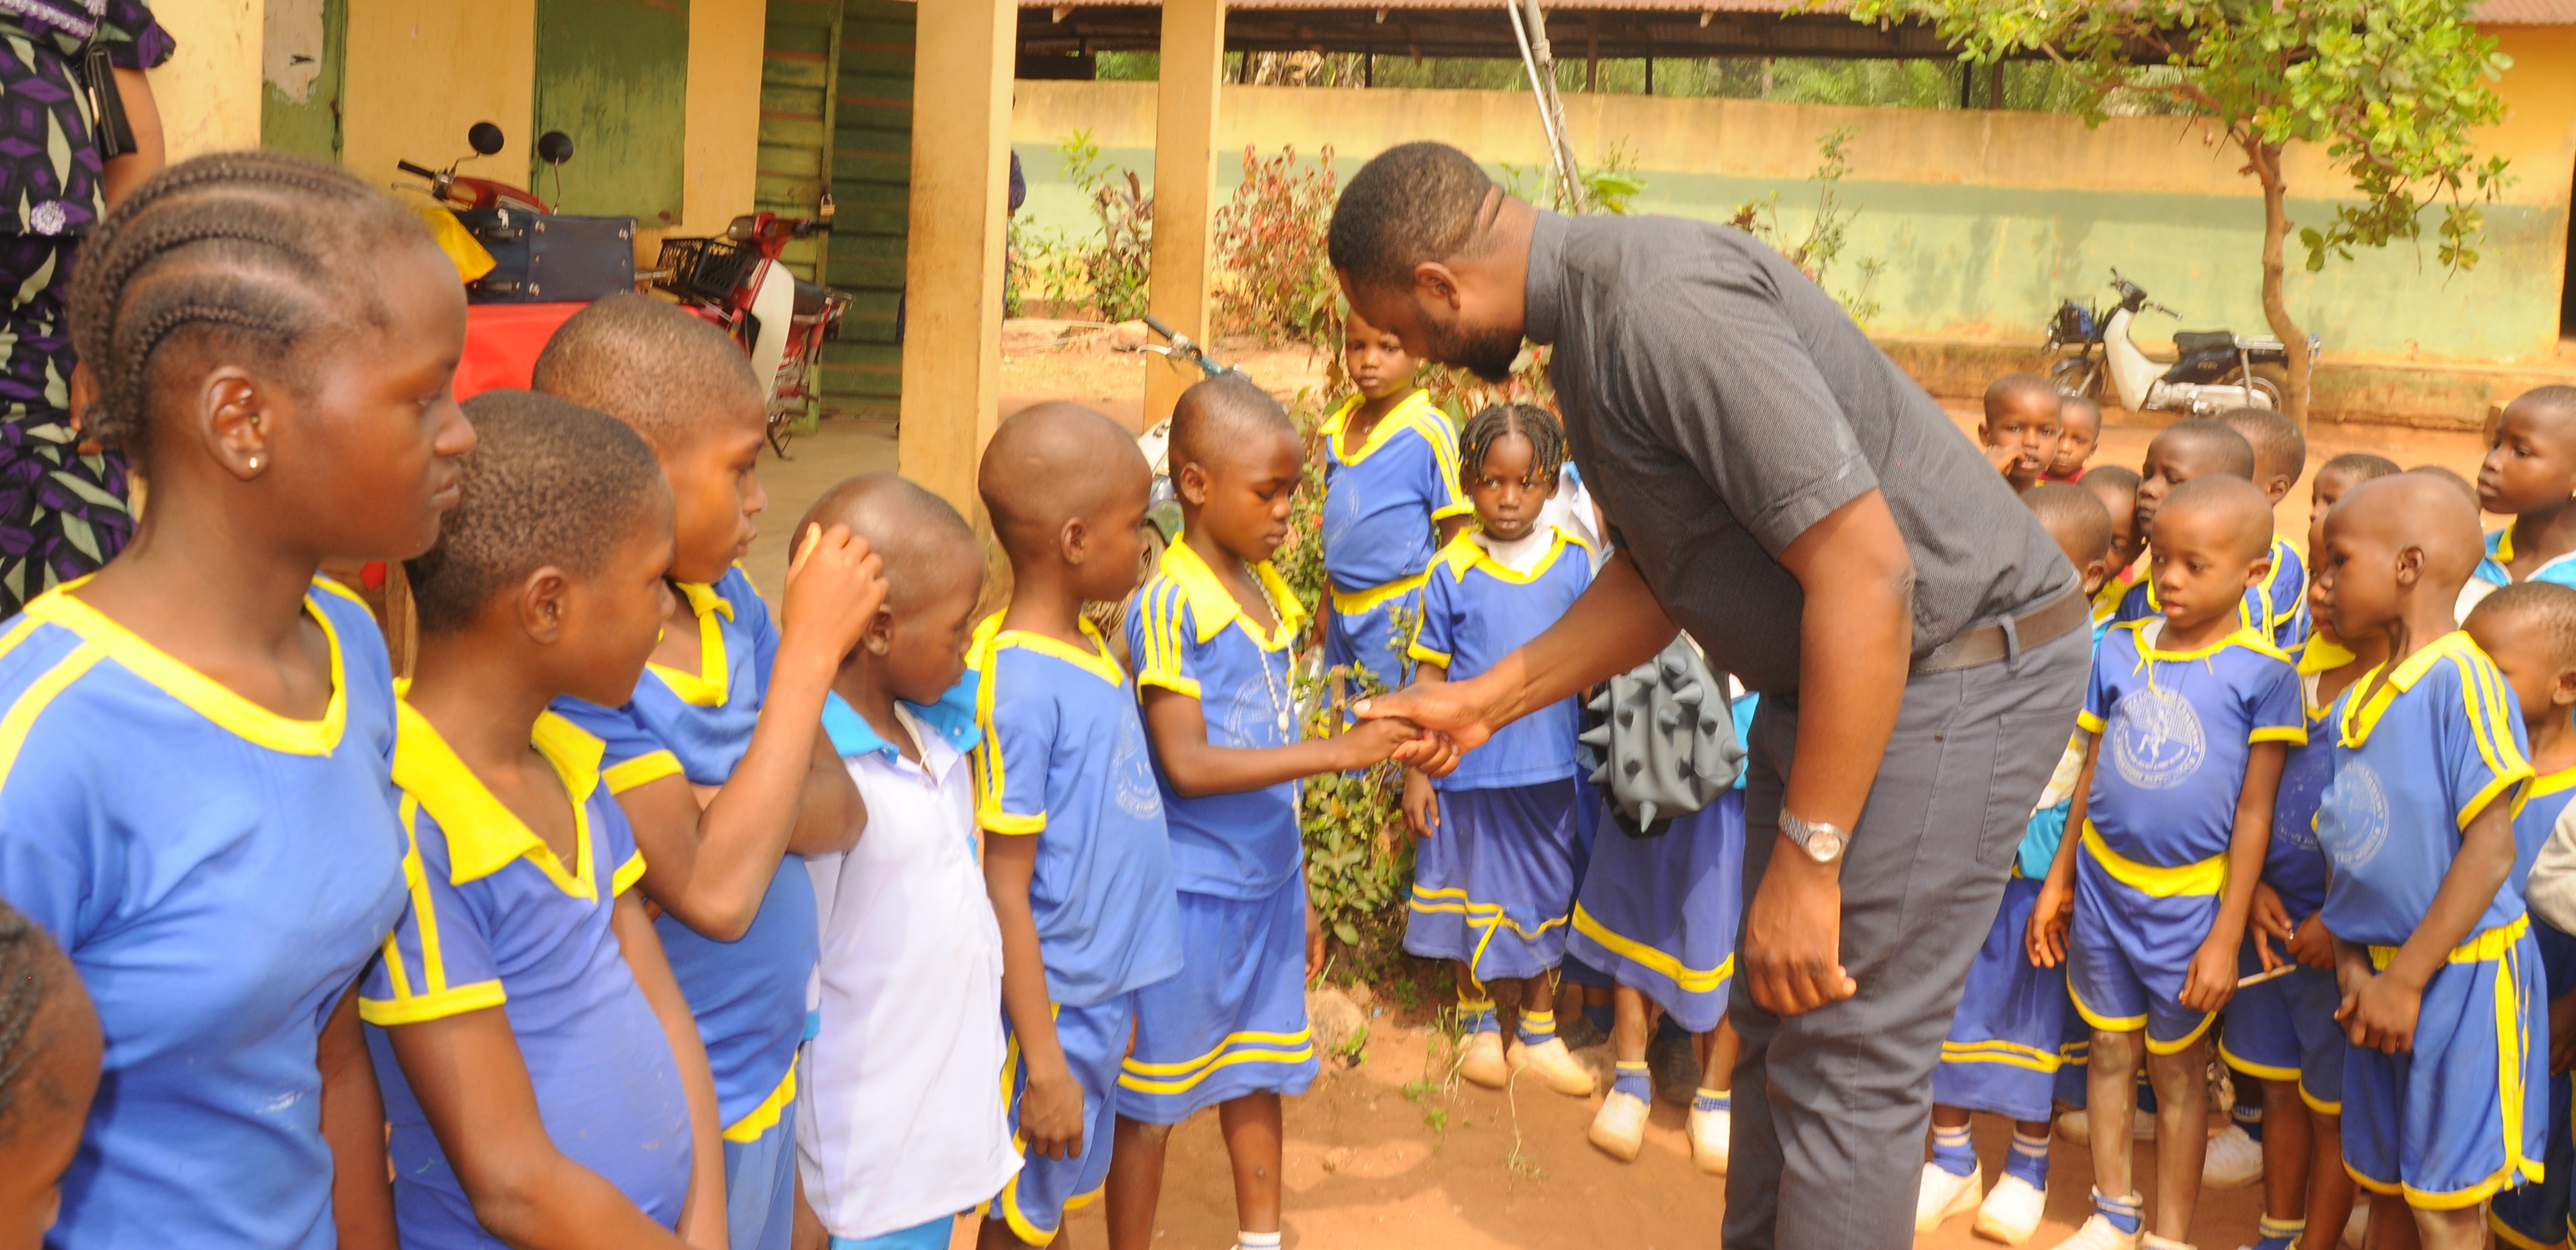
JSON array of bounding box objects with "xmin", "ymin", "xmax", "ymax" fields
[{"xmin": 246, "ymin": 455, "xmax": 261, "ymax": 471}]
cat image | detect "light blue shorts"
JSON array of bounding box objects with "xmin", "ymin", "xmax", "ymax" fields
[
  {"xmin": 722, "ymin": 1097, "xmax": 798, "ymax": 1250},
  {"xmin": 2067, "ymin": 853, "xmax": 2218, "ymax": 1053},
  {"xmin": 2342, "ymin": 923, "xmax": 2546, "ymax": 1209},
  {"xmin": 2219, "ymin": 939, "xmax": 2346, "ymax": 1114},
  {"xmin": 992, "ymin": 993, "xmax": 1135, "ymax": 1246},
  {"xmin": 833, "ymin": 1217, "xmax": 953, "ymax": 1249}
]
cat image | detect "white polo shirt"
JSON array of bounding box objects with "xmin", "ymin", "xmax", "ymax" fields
[{"xmin": 796, "ymin": 687, "xmax": 1017, "ymax": 1240}]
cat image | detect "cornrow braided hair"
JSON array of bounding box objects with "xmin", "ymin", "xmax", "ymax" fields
[
  {"xmin": 1458, "ymin": 402, "xmax": 1568, "ymax": 491},
  {"xmin": 0, "ymin": 898, "xmax": 71, "ymax": 1143},
  {"xmin": 67, "ymin": 150, "xmax": 429, "ymax": 461}
]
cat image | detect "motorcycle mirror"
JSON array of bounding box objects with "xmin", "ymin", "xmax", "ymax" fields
[
  {"xmin": 466, "ymin": 122, "xmax": 505, "ymax": 157},
  {"xmin": 536, "ymin": 131, "xmax": 576, "ymax": 167}
]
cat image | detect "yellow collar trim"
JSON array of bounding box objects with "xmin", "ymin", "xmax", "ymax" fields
[
  {"xmin": 648, "ymin": 580, "xmax": 734, "ymax": 707},
  {"xmin": 2526, "ymin": 765, "xmax": 2576, "ymax": 801},
  {"xmin": 2497, "ymin": 525, "xmax": 2515, "ymax": 562},
  {"xmin": 1158, "ymin": 539, "xmax": 1305, "ymax": 650},
  {"xmin": 1435, "ymin": 525, "xmax": 1587, "ymax": 585},
  {"xmin": 2298, "ymin": 637, "xmax": 2358, "ymax": 676},
  {"xmin": 2116, "ymin": 619, "xmax": 2285, "ymax": 665},
  {"xmin": 392, "ymin": 704, "xmax": 608, "ymax": 898},
  {"xmin": 22, "ymin": 578, "xmax": 351, "ymax": 755},
  {"xmin": 982, "ymin": 616, "xmax": 1126, "ymax": 687},
  {"xmin": 1321, "ymin": 389, "xmax": 1439, "ymax": 466},
  {"xmin": 2338, "ymin": 631, "xmax": 2486, "ymax": 749}
]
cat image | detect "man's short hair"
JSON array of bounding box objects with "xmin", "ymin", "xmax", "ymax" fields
[
  {"xmin": 1327, "ymin": 141, "xmax": 1496, "ymax": 295},
  {"xmin": 406, "ymin": 389, "xmax": 671, "ymax": 633},
  {"xmin": 531, "ymin": 293, "xmax": 762, "ymax": 449}
]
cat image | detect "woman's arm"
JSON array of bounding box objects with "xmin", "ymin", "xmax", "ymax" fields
[
  {"xmin": 320, "ymin": 982, "xmax": 398, "ymax": 1250},
  {"xmin": 99, "ymin": 68, "xmax": 162, "ymax": 209},
  {"xmin": 614, "ymin": 891, "xmax": 728, "ymax": 1250}
]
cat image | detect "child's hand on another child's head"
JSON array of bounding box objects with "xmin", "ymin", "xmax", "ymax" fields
[
  {"xmin": 780, "ymin": 523, "xmax": 889, "ymax": 663},
  {"xmin": 2286, "ymin": 913, "xmax": 2336, "ymax": 970},
  {"xmin": 2180, "ymin": 935, "xmax": 2239, "ymax": 1013},
  {"xmin": 1402, "ymin": 770, "xmax": 1439, "ymax": 839}
]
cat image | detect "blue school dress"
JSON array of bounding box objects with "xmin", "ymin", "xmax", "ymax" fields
[
  {"xmin": 971, "ymin": 616, "xmax": 1183, "ymax": 1246},
  {"xmin": 0, "ymin": 579, "xmax": 409, "ymax": 1250},
  {"xmin": 1403, "ymin": 526, "xmax": 1591, "ymax": 981},
  {"xmin": 1318, "ymin": 390, "xmax": 1470, "ymax": 687},
  {"xmin": 2070, "ymin": 621, "xmax": 2304, "ymax": 1053},
  {"xmin": 2492, "ymin": 766, "xmax": 2576, "ymax": 1250},
  {"xmin": 552, "ymin": 566, "xmax": 810, "ymax": 1250},
  {"xmin": 1118, "ymin": 540, "xmax": 1321, "ymax": 1121},
  {"xmin": 2113, "ymin": 534, "xmax": 2307, "ymax": 648},
  {"xmin": 2318, "ymin": 631, "xmax": 2544, "ymax": 1208},
  {"xmin": 362, "ymin": 708, "xmax": 692, "ymax": 1247}
]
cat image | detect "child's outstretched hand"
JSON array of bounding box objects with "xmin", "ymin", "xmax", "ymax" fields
[
  {"xmin": 779, "ymin": 522, "xmax": 887, "ymax": 662},
  {"xmin": 2285, "ymin": 913, "xmax": 2336, "ymax": 970},
  {"xmin": 2336, "ymin": 969, "xmax": 2423, "ymax": 1054},
  {"xmin": 2025, "ymin": 877, "xmax": 2073, "ymax": 969},
  {"xmin": 1020, "ymin": 1064, "xmax": 1087, "ymax": 1160},
  {"xmin": 2181, "ymin": 935, "xmax": 2239, "ymax": 1013},
  {"xmin": 1402, "ymin": 770, "xmax": 1440, "ymax": 840},
  {"xmin": 1336, "ymin": 716, "xmax": 1421, "ymax": 771}
]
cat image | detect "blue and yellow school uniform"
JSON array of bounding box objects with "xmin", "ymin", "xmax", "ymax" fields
[
  {"xmin": 0, "ymin": 579, "xmax": 409, "ymax": 1250},
  {"xmin": 2492, "ymin": 768, "xmax": 2576, "ymax": 1250},
  {"xmin": 1936, "ymin": 736, "xmax": 2093, "ymax": 1123},
  {"xmin": 972, "ymin": 615, "xmax": 1184, "ymax": 1246},
  {"xmin": 2473, "ymin": 526, "xmax": 2576, "ymax": 596},
  {"xmin": 2219, "ymin": 637, "xmax": 2352, "ymax": 1115},
  {"xmin": 362, "ymin": 707, "xmax": 692, "ymax": 1246},
  {"xmin": 1404, "ymin": 526, "xmax": 1592, "ymax": 981},
  {"xmin": 2113, "ymin": 534, "xmax": 2307, "ymax": 647},
  {"xmin": 1319, "ymin": 389, "xmax": 1470, "ymax": 685},
  {"xmin": 1565, "ymin": 788, "xmax": 1744, "ymax": 1034},
  {"xmin": 2069, "ymin": 620, "xmax": 2304, "ymax": 1052},
  {"xmin": 551, "ymin": 566, "xmax": 810, "ymax": 1250},
  {"xmin": 1117, "ymin": 540, "xmax": 1319, "ymax": 1122},
  {"xmin": 2316, "ymin": 631, "xmax": 2543, "ymax": 1208}
]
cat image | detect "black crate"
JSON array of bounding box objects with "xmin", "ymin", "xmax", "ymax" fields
[{"xmin": 457, "ymin": 207, "xmax": 636, "ymax": 304}]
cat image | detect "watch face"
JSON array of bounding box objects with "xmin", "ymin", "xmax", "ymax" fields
[{"xmin": 1808, "ymin": 829, "xmax": 1845, "ymax": 861}]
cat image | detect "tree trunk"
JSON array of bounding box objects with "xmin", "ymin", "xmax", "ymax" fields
[{"xmin": 2247, "ymin": 136, "xmax": 2312, "ymax": 430}]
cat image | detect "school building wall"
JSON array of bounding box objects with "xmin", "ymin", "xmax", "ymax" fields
[{"xmin": 1011, "ymin": 26, "xmax": 2576, "ymax": 425}]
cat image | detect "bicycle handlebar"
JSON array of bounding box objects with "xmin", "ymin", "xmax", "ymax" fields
[{"xmin": 397, "ymin": 160, "xmax": 439, "ymax": 180}]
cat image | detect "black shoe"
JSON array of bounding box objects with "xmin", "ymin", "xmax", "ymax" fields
[{"xmin": 1649, "ymin": 1019, "xmax": 1701, "ymax": 1107}]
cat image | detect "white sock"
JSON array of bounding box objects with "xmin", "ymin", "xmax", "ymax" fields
[{"xmin": 1238, "ymin": 1232, "xmax": 1283, "ymax": 1250}]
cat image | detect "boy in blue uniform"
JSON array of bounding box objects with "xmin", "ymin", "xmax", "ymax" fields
[
  {"xmin": 2470, "ymin": 582, "xmax": 2576, "ymax": 1250},
  {"xmin": 2114, "ymin": 419, "xmax": 2303, "ymax": 646},
  {"xmin": 1318, "ymin": 306, "xmax": 1473, "ymax": 685},
  {"xmin": 534, "ymin": 296, "xmax": 884, "ymax": 1250},
  {"xmin": 1106, "ymin": 377, "xmax": 1414, "ymax": 1250},
  {"xmin": 362, "ymin": 392, "xmax": 727, "ymax": 1248},
  {"xmin": 2221, "ymin": 452, "xmax": 2401, "ymax": 1250},
  {"xmin": 974, "ymin": 403, "xmax": 1187, "ymax": 1249},
  {"xmin": 2470, "ymin": 388, "xmax": 2576, "ymax": 614},
  {"xmin": 1402, "ymin": 405, "xmax": 1597, "ymax": 1099},
  {"xmin": 2309, "ymin": 473, "xmax": 2545, "ymax": 1250},
  {"xmin": 2219, "ymin": 406, "xmax": 2313, "ymax": 650},
  {"xmin": 1918, "ymin": 482, "xmax": 2117, "ymax": 1245},
  {"xmin": 2033, "ymin": 474, "xmax": 2303, "ymax": 1250},
  {"xmin": 2086, "ymin": 466, "xmax": 2147, "ymax": 626}
]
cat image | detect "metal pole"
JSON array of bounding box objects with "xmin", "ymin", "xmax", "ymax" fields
[{"xmin": 1505, "ymin": 0, "xmax": 1584, "ymax": 213}]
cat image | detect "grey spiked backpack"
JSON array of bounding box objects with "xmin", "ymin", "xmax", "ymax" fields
[{"xmin": 1579, "ymin": 634, "xmax": 1746, "ymax": 838}]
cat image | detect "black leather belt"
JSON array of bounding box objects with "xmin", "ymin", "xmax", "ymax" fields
[{"xmin": 1912, "ymin": 586, "xmax": 2090, "ymax": 676}]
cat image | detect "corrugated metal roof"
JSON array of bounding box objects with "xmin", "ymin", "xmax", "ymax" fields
[{"xmin": 1021, "ymin": 0, "xmax": 2573, "ymax": 20}]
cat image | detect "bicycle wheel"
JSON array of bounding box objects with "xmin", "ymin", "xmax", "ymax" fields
[{"xmin": 2050, "ymin": 356, "xmax": 2102, "ymax": 403}]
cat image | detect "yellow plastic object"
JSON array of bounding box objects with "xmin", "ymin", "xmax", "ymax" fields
[{"xmin": 409, "ymin": 200, "xmax": 496, "ymax": 285}]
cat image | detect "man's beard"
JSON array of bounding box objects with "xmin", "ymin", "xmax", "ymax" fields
[{"xmin": 1427, "ymin": 318, "xmax": 1524, "ymax": 383}]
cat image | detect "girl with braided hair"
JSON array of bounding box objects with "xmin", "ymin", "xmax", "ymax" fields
[
  {"xmin": 0, "ymin": 896, "xmax": 100, "ymax": 1250},
  {"xmin": 0, "ymin": 150, "xmax": 476, "ymax": 1250}
]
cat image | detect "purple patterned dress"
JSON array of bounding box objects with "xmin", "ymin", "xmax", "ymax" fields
[{"xmin": 0, "ymin": 1, "xmax": 173, "ymax": 614}]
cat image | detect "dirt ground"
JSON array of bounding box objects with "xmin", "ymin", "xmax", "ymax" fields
[{"xmin": 752, "ymin": 331, "xmax": 2509, "ymax": 1250}]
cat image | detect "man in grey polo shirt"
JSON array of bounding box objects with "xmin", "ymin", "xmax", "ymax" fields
[{"xmin": 1334, "ymin": 143, "xmax": 2090, "ymax": 1249}]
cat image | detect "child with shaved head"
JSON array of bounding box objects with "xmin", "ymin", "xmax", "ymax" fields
[
  {"xmin": 2033, "ymin": 474, "xmax": 2301, "ymax": 1250},
  {"xmin": 2084, "ymin": 465, "xmax": 2147, "ymax": 625},
  {"xmin": 1106, "ymin": 375, "xmax": 1414, "ymax": 1250},
  {"xmin": 2217, "ymin": 407, "xmax": 2313, "ymax": 648},
  {"xmin": 2049, "ymin": 394, "xmax": 2105, "ymax": 483},
  {"xmin": 2112, "ymin": 420, "xmax": 2304, "ymax": 646},
  {"xmin": 973, "ymin": 403, "xmax": 1183, "ymax": 1250},
  {"xmin": 1982, "ymin": 375, "xmax": 2064, "ymax": 495},
  {"xmin": 2467, "ymin": 387, "xmax": 2576, "ymax": 624},
  {"xmin": 2467, "ymin": 580, "xmax": 2576, "ymax": 1250},
  {"xmin": 793, "ymin": 475, "xmax": 1017, "ymax": 1250},
  {"xmin": 2310, "ymin": 474, "xmax": 2543, "ymax": 1250}
]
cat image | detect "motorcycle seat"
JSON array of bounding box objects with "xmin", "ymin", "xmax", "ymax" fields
[
  {"xmin": 2172, "ymin": 331, "xmax": 2236, "ymax": 355},
  {"xmin": 792, "ymin": 277, "xmax": 832, "ymax": 316}
]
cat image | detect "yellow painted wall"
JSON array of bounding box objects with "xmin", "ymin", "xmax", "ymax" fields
[
  {"xmin": 148, "ymin": 0, "xmax": 264, "ymax": 158},
  {"xmin": 678, "ymin": 0, "xmax": 767, "ymax": 235},
  {"xmin": 340, "ymin": 0, "xmax": 537, "ymax": 196}
]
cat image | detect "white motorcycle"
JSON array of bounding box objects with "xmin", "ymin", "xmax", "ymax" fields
[{"xmin": 2048, "ymin": 270, "xmax": 2317, "ymax": 415}]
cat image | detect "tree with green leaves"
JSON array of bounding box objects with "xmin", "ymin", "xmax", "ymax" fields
[{"xmin": 1848, "ymin": 0, "xmax": 2512, "ymax": 428}]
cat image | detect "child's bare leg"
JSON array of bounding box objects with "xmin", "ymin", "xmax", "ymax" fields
[
  {"xmin": 1698, "ymin": 1018, "xmax": 1740, "ymax": 1092},
  {"xmin": 1452, "ymin": 961, "xmax": 1485, "ymax": 1015},
  {"xmin": 1101, "ymin": 1117, "xmax": 1169, "ymax": 1250},
  {"xmin": 2361, "ymin": 1194, "xmax": 2419, "ymax": 1250},
  {"xmin": 2088, "ymin": 1027, "xmax": 2144, "ymax": 1203},
  {"xmin": 981, "ymin": 1215, "xmax": 1054, "ymax": 1249},
  {"xmin": 2295, "ymin": 1114, "xmax": 2355, "ymax": 1250},
  {"xmin": 2259, "ymin": 1079, "xmax": 2312, "ymax": 1225},
  {"xmin": 2144, "ymin": 1036, "xmax": 2210, "ymax": 1239},
  {"xmin": 1612, "ymin": 986, "xmax": 1650, "ymax": 1064},
  {"xmin": 2405, "ymin": 1202, "xmax": 2480, "ymax": 1250},
  {"xmin": 1217, "ymin": 1094, "xmax": 1284, "ymax": 1236}
]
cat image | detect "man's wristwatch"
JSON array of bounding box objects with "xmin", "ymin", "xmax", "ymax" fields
[{"xmin": 1780, "ymin": 810, "xmax": 1848, "ymax": 864}]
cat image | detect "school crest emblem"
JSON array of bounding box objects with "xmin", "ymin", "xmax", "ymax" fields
[
  {"xmin": 2109, "ymin": 686, "xmax": 2205, "ymax": 791},
  {"xmin": 1112, "ymin": 710, "xmax": 1163, "ymax": 819},
  {"xmin": 2316, "ymin": 759, "xmax": 2391, "ymax": 871}
]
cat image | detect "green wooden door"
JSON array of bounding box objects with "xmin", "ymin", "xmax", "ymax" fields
[
  {"xmin": 757, "ymin": 0, "xmax": 839, "ymax": 283},
  {"xmin": 261, "ymin": 0, "xmax": 346, "ymax": 162},
  {"xmin": 532, "ymin": 0, "xmax": 690, "ymax": 224},
  {"xmin": 822, "ymin": 1, "xmax": 912, "ymax": 417}
]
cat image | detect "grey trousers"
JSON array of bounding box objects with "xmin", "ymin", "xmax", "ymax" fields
[{"xmin": 1722, "ymin": 619, "xmax": 2089, "ymax": 1250}]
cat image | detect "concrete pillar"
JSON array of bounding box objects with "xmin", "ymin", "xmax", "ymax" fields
[
  {"xmin": 898, "ymin": 0, "xmax": 1015, "ymax": 519},
  {"xmin": 1142, "ymin": 0, "xmax": 1225, "ymax": 427}
]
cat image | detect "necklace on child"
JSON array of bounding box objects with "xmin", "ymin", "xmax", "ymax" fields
[{"xmin": 1248, "ymin": 573, "xmax": 1293, "ymax": 739}]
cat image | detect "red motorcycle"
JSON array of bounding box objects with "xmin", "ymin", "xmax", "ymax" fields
[{"xmin": 654, "ymin": 212, "xmax": 852, "ymax": 457}]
